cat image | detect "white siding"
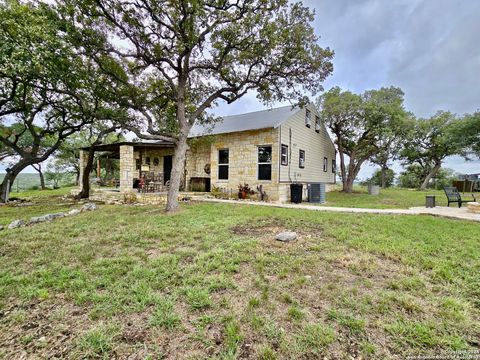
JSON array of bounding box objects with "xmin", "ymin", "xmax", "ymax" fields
[{"xmin": 278, "ymin": 103, "xmax": 336, "ymax": 184}]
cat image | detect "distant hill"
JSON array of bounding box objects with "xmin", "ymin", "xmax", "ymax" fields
[{"xmin": 0, "ymin": 173, "xmax": 43, "ymax": 192}]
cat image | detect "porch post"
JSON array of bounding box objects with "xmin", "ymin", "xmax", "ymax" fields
[
  {"xmin": 120, "ymin": 145, "xmax": 134, "ymax": 192},
  {"xmin": 78, "ymin": 150, "xmax": 89, "ymax": 192}
]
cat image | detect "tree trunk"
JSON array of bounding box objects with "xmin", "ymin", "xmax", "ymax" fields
[
  {"xmin": 0, "ymin": 160, "xmax": 29, "ymax": 202},
  {"xmin": 381, "ymin": 166, "xmax": 388, "ymax": 188},
  {"xmin": 77, "ymin": 148, "xmax": 95, "ymax": 199},
  {"xmin": 166, "ymin": 132, "xmax": 188, "ymax": 212},
  {"xmin": 32, "ymin": 164, "xmax": 46, "ymax": 190},
  {"xmin": 75, "ymin": 171, "xmax": 80, "ymax": 186},
  {"xmin": 420, "ymin": 163, "xmax": 441, "ymax": 190},
  {"xmin": 337, "ymin": 140, "xmax": 348, "ymax": 192}
]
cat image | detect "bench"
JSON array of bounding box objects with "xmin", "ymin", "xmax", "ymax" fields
[{"xmin": 443, "ymin": 187, "xmax": 477, "ymax": 208}]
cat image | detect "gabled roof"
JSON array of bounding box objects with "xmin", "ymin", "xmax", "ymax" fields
[{"xmin": 189, "ymin": 105, "xmax": 301, "ymax": 137}]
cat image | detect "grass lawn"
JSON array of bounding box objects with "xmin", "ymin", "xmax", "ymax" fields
[
  {"xmin": 323, "ymin": 186, "xmax": 449, "ymax": 209},
  {"xmin": 0, "ymin": 193, "xmax": 479, "ymax": 359}
]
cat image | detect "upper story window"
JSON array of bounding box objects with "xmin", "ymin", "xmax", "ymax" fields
[
  {"xmin": 281, "ymin": 144, "xmax": 288, "ymax": 166},
  {"xmin": 332, "ymin": 159, "xmax": 336, "ymax": 173},
  {"xmin": 323, "ymin": 157, "xmax": 328, "ymax": 172},
  {"xmin": 305, "ymin": 109, "xmax": 312, "ymax": 128},
  {"xmin": 258, "ymin": 146, "xmax": 272, "ymax": 180},
  {"xmin": 145, "ymin": 156, "xmax": 151, "ymax": 165},
  {"xmin": 218, "ymin": 149, "xmax": 229, "ymax": 180},
  {"xmin": 299, "ymin": 150, "xmax": 305, "ymax": 168},
  {"xmin": 315, "ymin": 115, "xmax": 321, "ymax": 133}
]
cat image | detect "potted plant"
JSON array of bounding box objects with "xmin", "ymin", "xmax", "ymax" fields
[{"xmin": 238, "ymin": 183, "xmax": 255, "ymax": 199}]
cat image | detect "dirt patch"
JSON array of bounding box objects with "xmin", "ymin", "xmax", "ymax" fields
[{"xmin": 231, "ymin": 219, "xmax": 324, "ymax": 240}]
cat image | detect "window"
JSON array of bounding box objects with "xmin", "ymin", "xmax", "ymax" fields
[
  {"xmin": 332, "ymin": 159, "xmax": 336, "ymax": 173},
  {"xmin": 299, "ymin": 150, "xmax": 305, "ymax": 168},
  {"xmin": 145, "ymin": 156, "xmax": 151, "ymax": 165},
  {"xmin": 218, "ymin": 149, "xmax": 229, "ymax": 180},
  {"xmin": 281, "ymin": 144, "xmax": 288, "ymax": 166},
  {"xmin": 315, "ymin": 115, "xmax": 321, "ymax": 133},
  {"xmin": 305, "ymin": 109, "xmax": 312, "ymax": 127},
  {"xmin": 135, "ymin": 159, "xmax": 141, "ymax": 171},
  {"xmin": 153, "ymin": 157, "xmax": 159, "ymax": 166},
  {"xmin": 258, "ymin": 146, "xmax": 272, "ymax": 180},
  {"xmin": 323, "ymin": 157, "xmax": 328, "ymax": 172}
]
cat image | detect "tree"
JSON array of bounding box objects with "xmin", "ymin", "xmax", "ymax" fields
[
  {"xmin": 31, "ymin": 163, "xmax": 46, "ymax": 190},
  {"xmin": 400, "ymin": 112, "xmax": 464, "ymax": 190},
  {"xmin": 368, "ymin": 168, "xmax": 395, "ymax": 188},
  {"xmin": 65, "ymin": 0, "xmax": 334, "ymax": 211},
  {"xmin": 363, "ymin": 87, "xmax": 411, "ymax": 188},
  {"xmin": 317, "ymin": 87, "xmax": 372, "ymax": 193},
  {"xmin": 398, "ymin": 164, "xmax": 456, "ymax": 190},
  {"xmin": 0, "ymin": 0, "xmax": 128, "ymax": 202},
  {"xmin": 453, "ymin": 111, "xmax": 480, "ymax": 159},
  {"xmin": 76, "ymin": 125, "xmax": 123, "ymax": 199}
]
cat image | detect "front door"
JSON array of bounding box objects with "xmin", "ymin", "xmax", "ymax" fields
[{"xmin": 163, "ymin": 156, "xmax": 172, "ymax": 185}]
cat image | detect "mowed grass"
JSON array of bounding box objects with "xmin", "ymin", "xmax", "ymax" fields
[
  {"xmin": 323, "ymin": 186, "xmax": 449, "ymax": 209},
  {"xmin": 0, "ymin": 195, "xmax": 479, "ymax": 359}
]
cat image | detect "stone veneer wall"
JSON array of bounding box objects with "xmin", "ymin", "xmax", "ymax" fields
[
  {"xmin": 119, "ymin": 145, "xmax": 134, "ymax": 192},
  {"xmin": 185, "ymin": 140, "xmax": 212, "ymax": 189},
  {"xmin": 209, "ymin": 128, "xmax": 281, "ymax": 201}
]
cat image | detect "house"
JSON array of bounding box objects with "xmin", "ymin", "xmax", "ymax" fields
[{"xmin": 79, "ymin": 103, "xmax": 336, "ymax": 203}]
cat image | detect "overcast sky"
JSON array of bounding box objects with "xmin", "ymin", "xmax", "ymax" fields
[
  {"xmin": 215, "ymin": 0, "xmax": 480, "ymax": 179},
  {"xmin": 2, "ymin": 0, "xmax": 479, "ymax": 177}
]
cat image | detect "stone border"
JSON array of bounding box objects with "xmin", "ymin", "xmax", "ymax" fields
[{"xmin": 1, "ymin": 203, "xmax": 98, "ymax": 231}]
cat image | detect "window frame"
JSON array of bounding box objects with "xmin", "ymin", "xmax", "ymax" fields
[
  {"xmin": 299, "ymin": 149, "xmax": 305, "ymax": 169},
  {"xmin": 315, "ymin": 115, "xmax": 321, "ymax": 133},
  {"xmin": 323, "ymin": 157, "xmax": 328, "ymax": 172},
  {"xmin": 218, "ymin": 149, "xmax": 229, "ymax": 181},
  {"xmin": 305, "ymin": 109, "xmax": 311, "ymax": 128},
  {"xmin": 281, "ymin": 144, "xmax": 288, "ymax": 166},
  {"xmin": 258, "ymin": 145, "xmax": 272, "ymax": 181}
]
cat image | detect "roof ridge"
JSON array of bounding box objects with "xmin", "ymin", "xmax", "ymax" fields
[{"xmin": 221, "ymin": 104, "xmax": 296, "ymax": 119}]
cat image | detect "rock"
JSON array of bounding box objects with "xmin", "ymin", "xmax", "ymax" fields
[
  {"xmin": 0, "ymin": 225, "xmax": 3, "ymax": 231},
  {"xmin": 28, "ymin": 213, "xmax": 64, "ymax": 225},
  {"xmin": 28, "ymin": 216, "xmax": 49, "ymax": 225},
  {"xmin": 275, "ymin": 231, "xmax": 297, "ymax": 242},
  {"xmin": 67, "ymin": 209, "xmax": 81, "ymax": 217},
  {"xmin": 81, "ymin": 203, "xmax": 97, "ymax": 212},
  {"xmin": 8, "ymin": 219, "xmax": 25, "ymax": 229}
]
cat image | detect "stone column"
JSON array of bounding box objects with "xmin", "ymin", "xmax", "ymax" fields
[
  {"xmin": 120, "ymin": 145, "xmax": 134, "ymax": 192},
  {"xmin": 78, "ymin": 150, "xmax": 89, "ymax": 192}
]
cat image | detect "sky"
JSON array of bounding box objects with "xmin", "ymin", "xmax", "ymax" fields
[
  {"xmin": 211, "ymin": 0, "xmax": 480, "ymax": 179},
  {"xmin": 2, "ymin": 0, "xmax": 479, "ymax": 178}
]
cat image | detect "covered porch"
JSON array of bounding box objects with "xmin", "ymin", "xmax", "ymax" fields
[{"xmin": 79, "ymin": 141, "xmax": 175, "ymax": 195}]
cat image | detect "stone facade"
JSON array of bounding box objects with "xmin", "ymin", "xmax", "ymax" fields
[
  {"xmin": 210, "ymin": 128, "xmax": 281, "ymax": 200},
  {"xmin": 119, "ymin": 145, "xmax": 134, "ymax": 192}
]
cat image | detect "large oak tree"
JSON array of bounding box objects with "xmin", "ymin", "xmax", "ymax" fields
[
  {"xmin": 65, "ymin": 0, "xmax": 334, "ymax": 211},
  {"xmin": 0, "ymin": 0, "xmax": 127, "ymax": 202}
]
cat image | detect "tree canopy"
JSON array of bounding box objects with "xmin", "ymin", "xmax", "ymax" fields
[{"xmin": 63, "ymin": 0, "xmax": 334, "ymax": 210}]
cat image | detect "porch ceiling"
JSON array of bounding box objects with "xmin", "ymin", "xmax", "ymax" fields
[{"xmin": 81, "ymin": 141, "xmax": 175, "ymax": 152}]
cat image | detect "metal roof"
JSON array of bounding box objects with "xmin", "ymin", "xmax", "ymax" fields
[{"xmin": 189, "ymin": 105, "xmax": 301, "ymax": 137}]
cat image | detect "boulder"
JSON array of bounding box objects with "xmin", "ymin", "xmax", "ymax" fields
[
  {"xmin": 275, "ymin": 231, "xmax": 297, "ymax": 242},
  {"xmin": 67, "ymin": 209, "xmax": 81, "ymax": 217},
  {"xmin": 8, "ymin": 219, "xmax": 25, "ymax": 229},
  {"xmin": 81, "ymin": 203, "xmax": 97, "ymax": 212}
]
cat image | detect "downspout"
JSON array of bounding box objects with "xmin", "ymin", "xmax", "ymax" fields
[{"xmin": 288, "ymin": 128, "xmax": 292, "ymax": 182}]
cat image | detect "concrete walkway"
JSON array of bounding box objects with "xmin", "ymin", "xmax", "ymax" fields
[{"xmin": 193, "ymin": 197, "xmax": 480, "ymax": 222}]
